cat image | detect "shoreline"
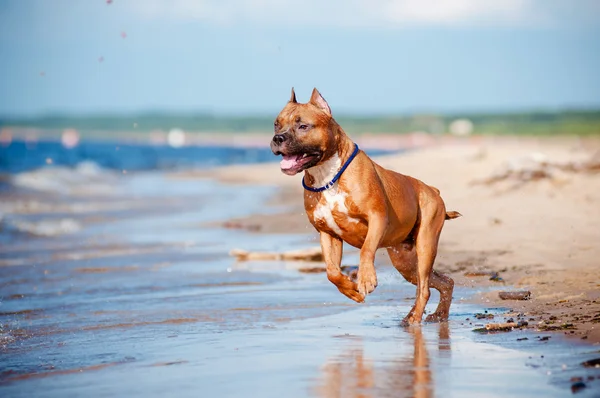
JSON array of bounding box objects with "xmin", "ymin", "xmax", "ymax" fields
[{"xmin": 209, "ymin": 135, "xmax": 600, "ymax": 344}]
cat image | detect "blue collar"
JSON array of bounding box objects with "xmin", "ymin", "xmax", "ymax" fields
[{"xmin": 302, "ymin": 143, "xmax": 359, "ymax": 193}]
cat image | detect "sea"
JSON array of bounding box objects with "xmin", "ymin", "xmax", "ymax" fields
[{"xmin": 1, "ymin": 139, "xmax": 285, "ymax": 174}]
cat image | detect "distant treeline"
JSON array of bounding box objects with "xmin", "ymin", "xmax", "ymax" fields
[{"xmin": 1, "ymin": 110, "xmax": 600, "ymax": 136}]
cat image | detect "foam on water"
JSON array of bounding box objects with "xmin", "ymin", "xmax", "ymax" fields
[
  {"xmin": 11, "ymin": 161, "xmax": 117, "ymax": 195},
  {"xmin": 3, "ymin": 217, "xmax": 81, "ymax": 237}
]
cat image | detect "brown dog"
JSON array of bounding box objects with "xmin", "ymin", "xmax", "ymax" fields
[{"xmin": 270, "ymin": 88, "xmax": 461, "ymax": 324}]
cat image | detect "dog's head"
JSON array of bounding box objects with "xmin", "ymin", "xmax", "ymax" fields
[{"xmin": 270, "ymin": 88, "xmax": 338, "ymax": 176}]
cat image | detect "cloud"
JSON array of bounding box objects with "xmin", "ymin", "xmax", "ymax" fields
[{"xmin": 127, "ymin": 0, "xmax": 600, "ymax": 29}]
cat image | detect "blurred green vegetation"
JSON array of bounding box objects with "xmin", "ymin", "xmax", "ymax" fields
[{"xmin": 1, "ymin": 109, "xmax": 599, "ymax": 136}]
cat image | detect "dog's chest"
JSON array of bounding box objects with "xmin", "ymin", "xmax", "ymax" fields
[
  {"xmin": 305, "ymin": 155, "xmax": 361, "ymax": 237},
  {"xmin": 311, "ymin": 188, "xmax": 359, "ymax": 236}
]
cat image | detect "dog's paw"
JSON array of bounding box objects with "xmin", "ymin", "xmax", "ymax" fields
[
  {"xmin": 341, "ymin": 287, "xmax": 365, "ymax": 303},
  {"xmin": 425, "ymin": 312, "xmax": 449, "ymax": 323},
  {"xmin": 330, "ymin": 273, "xmax": 365, "ymax": 303},
  {"xmin": 338, "ymin": 280, "xmax": 365, "ymax": 303},
  {"xmin": 401, "ymin": 315, "xmax": 422, "ymax": 326},
  {"xmin": 357, "ymin": 266, "xmax": 378, "ymax": 297}
]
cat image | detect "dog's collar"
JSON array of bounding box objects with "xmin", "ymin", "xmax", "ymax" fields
[{"xmin": 302, "ymin": 143, "xmax": 359, "ymax": 193}]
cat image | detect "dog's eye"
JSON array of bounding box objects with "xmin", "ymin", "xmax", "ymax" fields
[{"xmin": 298, "ymin": 124, "xmax": 309, "ymax": 131}]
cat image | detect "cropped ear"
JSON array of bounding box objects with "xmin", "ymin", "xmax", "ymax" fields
[
  {"xmin": 289, "ymin": 87, "xmax": 297, "ymax": 103},
  {"xmin": 309, "ymin": 88, "xmax": 331, "ymax": 115}
]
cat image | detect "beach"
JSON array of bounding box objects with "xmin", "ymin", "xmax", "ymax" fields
[{"xmin": 1, "ymin": 133, "xmax": 600, "ymax": 397}]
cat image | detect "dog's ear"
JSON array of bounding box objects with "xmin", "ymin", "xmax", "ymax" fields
[
  {"xmin": 289, "ymin": 87, "xmax": 297, "ymax": 103},
  {"xmin": 309, "ymin": 88, "xmax": 331, "ymax": 116}
]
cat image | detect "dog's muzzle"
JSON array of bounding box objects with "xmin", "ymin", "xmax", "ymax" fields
[
  {"xmin": 272, "ymin": 134, "xmax": 287, "ymax": 144},
  {"xmin": 270, "ymin": 133, "xmax": 288, "ymax": 155}
]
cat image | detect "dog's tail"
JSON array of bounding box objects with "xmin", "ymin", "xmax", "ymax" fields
[{"xmin": 445, "ymin": 211, "xmax": 462, "ymax": 220}]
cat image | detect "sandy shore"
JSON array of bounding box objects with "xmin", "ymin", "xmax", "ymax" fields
[{"xmin": 205, "ymin": 135, "xmax": 600, "ymax": 344}]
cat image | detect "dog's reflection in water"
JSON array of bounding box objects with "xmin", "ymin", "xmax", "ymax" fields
[{"xmin": 315, "ymin": 323, "xmax": 450, "ymax": 398}]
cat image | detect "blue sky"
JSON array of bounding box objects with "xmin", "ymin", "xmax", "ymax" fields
[{"xmin": 1, "ymin": 0, "xmax": 599, "ymax": 116}]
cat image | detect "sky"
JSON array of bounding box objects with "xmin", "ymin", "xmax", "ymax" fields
[{"xmin": 0, "ymin": 0, "xmax": 599, "ymax": 116}]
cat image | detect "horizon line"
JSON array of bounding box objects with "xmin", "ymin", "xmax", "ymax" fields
[{"xmin": 2, "ymin": 106, "xmax": 600, "ymax": 120}]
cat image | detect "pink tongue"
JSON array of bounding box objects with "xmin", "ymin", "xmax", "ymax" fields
[{"xmin": 280, "ymin": 155, "xmax": 300, "ymax": 169}]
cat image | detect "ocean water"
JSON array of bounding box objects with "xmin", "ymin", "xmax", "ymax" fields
[
  {"xmin": 0, "ymin": 140, "xmax": 282, "ymax": 174},
  {"xmin": 2, "ymin": 142, "xmax": 271, "ymax": 240}
]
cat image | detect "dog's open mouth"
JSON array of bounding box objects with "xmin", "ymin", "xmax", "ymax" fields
[{"xmin": 279, "ymin": 152, "xmax": 320, "ymax": 175}]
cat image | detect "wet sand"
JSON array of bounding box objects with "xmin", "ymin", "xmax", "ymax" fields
[{"xmin": 2, "ymin": 136, "xmax": 600, "ymax": 396}]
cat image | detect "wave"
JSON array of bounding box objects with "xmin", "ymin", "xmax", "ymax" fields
[
  {"xmin": 1, "ymin": 216, "xmax": 81, "ymax": 237},
  {"xmin": 10, "ymin": 161, "xmax": 118, "ymax": 195}
]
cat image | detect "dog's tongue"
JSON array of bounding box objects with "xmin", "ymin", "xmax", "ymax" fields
[{"xmin": 280, "ymin": 155, "xmax": 300, "ymax": 170}]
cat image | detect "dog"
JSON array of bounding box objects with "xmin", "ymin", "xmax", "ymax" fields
[{"xmin": 270, "ymin": 88, "xmax": 461, "ymax": 324}]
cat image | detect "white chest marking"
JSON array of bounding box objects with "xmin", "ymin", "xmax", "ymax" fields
[{"xmin": 307, "ymin": 154, "xmax": 359, "ymax": 236}]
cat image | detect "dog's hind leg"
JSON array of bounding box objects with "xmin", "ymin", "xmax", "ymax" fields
[
  {"xmin": 409, "ymin": 201, "xmax": 447, "ymax": 324},
  {"xmin": 387, "ymin": 243, "xmax": 418, "ymax": 320},
  {"xmin": 387, "ymin": 244, "xmax": 453, "ymax": 323},
  {"xmin": 389, "ymin": 196, "xmax": 448, "ymax": 324},
  {"xmin": 424, "ymin": 270, "xmax": 454, "ymax": 322}
]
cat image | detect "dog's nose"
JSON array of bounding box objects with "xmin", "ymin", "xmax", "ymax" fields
[{"xmin": 272, "ymin": 134, "xmax": 287, "ymax": 144}]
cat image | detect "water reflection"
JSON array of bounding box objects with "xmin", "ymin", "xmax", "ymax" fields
[{"xmin": 315, "ymin": 323, "xmax": 450, "ymax": 398}]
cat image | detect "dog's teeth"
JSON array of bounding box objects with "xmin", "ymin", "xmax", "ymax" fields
[{"xmin": 302, "ymin": 154, "xmax": 308, "ymax": 158}]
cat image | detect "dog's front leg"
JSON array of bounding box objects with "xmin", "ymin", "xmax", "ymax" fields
[
  {"xmin": 357, "ymin": 213, "xmax": 386, "ymax": 297},
  {"xmin": 320, "ymin": 232, "xmax": 364, "ymax": 303}
]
